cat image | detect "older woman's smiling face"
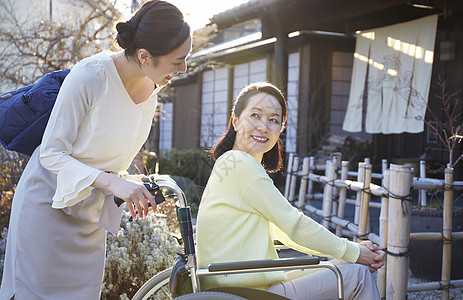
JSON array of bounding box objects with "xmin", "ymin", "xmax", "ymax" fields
[{"xmin": 232, "ymin": 92, "xmax": 283, "ymax": 162}]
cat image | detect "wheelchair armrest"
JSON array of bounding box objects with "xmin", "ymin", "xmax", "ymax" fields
[{"xmin": 208, "ymin": 256, "xmax": 320, "ymax": 272}]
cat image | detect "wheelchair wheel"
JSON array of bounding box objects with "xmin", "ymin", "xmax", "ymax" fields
[
  {"xmin": 175, "ymin": 292, "xmax": 246, "ymax": 299},
  {"xmin": 132, "ymin": 267, "xmax": 172, "ymax": 300}
]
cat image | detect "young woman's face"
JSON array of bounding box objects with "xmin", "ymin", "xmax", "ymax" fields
[
  {"xmin": 232, "ymin": 92, "xmax": 283, "ymax": 162},
  {"xmin": 143, "ymin": 35, "xmax": 192, "ymax": 86}
]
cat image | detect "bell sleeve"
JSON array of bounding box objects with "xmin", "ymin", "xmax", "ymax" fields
[{"xmin": 39, "ymin": 62, "xmax": 105, "ymax": 208}]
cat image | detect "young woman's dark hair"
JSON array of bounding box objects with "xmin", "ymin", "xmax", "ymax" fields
[
  {"xmin": 211, "ymin": 82, "xmax": 288, "ymax": 173},
  {"xmin": 115, "ymin": 0, "xmax": 190, "ymax": 59}
]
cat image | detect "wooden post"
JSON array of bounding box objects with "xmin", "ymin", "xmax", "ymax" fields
[
  {"xmin": 273, "ymin": 31, "xmax": 289, "ymax": 95},
  {"xmin": 322, "ymin": 160, "xmax": 336, "ymax": 228},
  {"xmin": 378, "ymin": 169, "xmax": 390, "ymax": 299},
  {"xmin": 336, "ymin": 161, "xmax": 349, "ymax": 236},
  {"xmin": 284, "ymin": 153, "xmax": 295, "ymax": 199},
  {"xmin": 358, "ymin": 163, "xmax": 372, "ymax": 242},
  {"xmin": 307, "ymin": 157, "xmax": 315, "ymax": 205},
  {"xmin": 386, "ymin": 164, "xmax": 412, "ymax": 300},
  {"xmin": 419, "ymin": 160, "xmax": 427, "ymax": 207},
  {"xmin": 354, "ymin": 162, "xmax": 366, "ymax": 227},
  {"xmin": 441, "ymin": 167, "xmax": 454, "ymax": 299},
  {"xmin": 288, "ymin": 157, "xmax": 300, "ymax": 203},
  {"xmin": 297, "ymin": 157, "xmax": 310, "ymax": 209}
]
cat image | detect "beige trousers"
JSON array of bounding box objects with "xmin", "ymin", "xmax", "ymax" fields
[{"xmin": 265, "ymin": 261, "xmax": 380, "ymax": 300}]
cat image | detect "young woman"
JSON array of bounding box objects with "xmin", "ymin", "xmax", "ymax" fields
[
  {"xmin": 0, "ymin": 1, "xmax": 191, "ymax": 299},
  {"xmin": 196, "ymin": 82, "xmax": 385, "ymax": 300}
]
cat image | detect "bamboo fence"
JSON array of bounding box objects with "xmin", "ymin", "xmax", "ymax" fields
[{"xmin": 284, "ymin": 155, "xmax": 463, "ymax": 300}]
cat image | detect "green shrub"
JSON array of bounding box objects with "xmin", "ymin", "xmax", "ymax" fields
[
  {"xmin": 0, "ymin": 150, "xmax": 28, "ymax": 233},
  {"xmin": 145, "ymin": 148, "xmax": 214, "ymax": 215},
  {"xmin": 0, "ymin": 149, "xmax": 28, "ymax": 283},
  {"xmin": 145, "ymin": 148, "xmax": 213, "ymax": 188},
  {"xmin": 0, "ymin": 228, "xmax": 7, "ymax": 283}
]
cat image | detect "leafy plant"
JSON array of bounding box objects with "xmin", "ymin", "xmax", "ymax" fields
[{"xmin": 101, "ymin": 210, "xmax": 181, "ymax": 300}]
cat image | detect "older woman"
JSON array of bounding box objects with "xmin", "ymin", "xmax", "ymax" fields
[{"xmin": 196, "ymin": 82, "xmax": 384, "ymax": 300}]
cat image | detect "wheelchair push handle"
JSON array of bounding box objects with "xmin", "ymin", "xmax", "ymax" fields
[
  {"xmin": 113, "ymin": 177, "xmax": 166, "ymax": 208},
  {"xmin": 113, "ymin": 175, "xmax": 188, "ymax": 208}
]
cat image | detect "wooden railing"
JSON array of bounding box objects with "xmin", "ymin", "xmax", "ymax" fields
[{"xmin": 283, "ymin": 153, "xmax": 463, "ymax": 300}]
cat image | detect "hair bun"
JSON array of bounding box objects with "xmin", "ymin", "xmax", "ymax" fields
[{"xmin": 115, "ymin": 21, "xmax": 136, "ymax": 49}]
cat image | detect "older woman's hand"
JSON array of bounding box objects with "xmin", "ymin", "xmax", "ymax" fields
[{"xmin": 356, "ymin": 241, "xmax": 386, "ymax": 272}]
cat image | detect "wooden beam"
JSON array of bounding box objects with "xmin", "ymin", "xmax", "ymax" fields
[{"xmin": 211, "ymin": 0, "xmax": 441, "ymax": 36}]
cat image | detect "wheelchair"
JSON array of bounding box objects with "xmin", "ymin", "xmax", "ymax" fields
[{"xmin": 130, "ymin": 175, "xmax": 345, "ymax": 300}]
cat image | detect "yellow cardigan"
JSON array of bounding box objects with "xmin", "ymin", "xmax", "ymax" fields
[{"xmin": 196, "ymin": 150, "xmax": 360, "ymax": 290}]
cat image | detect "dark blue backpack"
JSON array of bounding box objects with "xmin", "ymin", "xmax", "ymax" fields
[{"xmin": 0, "ymin": 69, "xmax": 70, "ymax": 156}]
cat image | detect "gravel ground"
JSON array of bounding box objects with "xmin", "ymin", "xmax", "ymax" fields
[
  {"xmin": 280, "ymin": 249, "xmax": 463, "ymax": 299},
  {"xmin": 406, "ymin": 275, "xmax": 463, "ymax": 300},
  {"xmin": 277, "ymin": 248, "xmax": 463, "ymax": 299}
]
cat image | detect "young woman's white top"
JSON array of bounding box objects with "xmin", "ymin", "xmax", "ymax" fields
[
  {"xmin": 41, "ymin": 51, "xmax": 160, "ymax": 210},
  {"xmin": 0, "ymin": 51, "xmax": 161, "ymax": 300}
]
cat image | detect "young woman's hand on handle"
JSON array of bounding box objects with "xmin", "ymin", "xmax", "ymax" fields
[{"xmin": 93, "ymin": 172, "xmax": 156, "ymax": 219}]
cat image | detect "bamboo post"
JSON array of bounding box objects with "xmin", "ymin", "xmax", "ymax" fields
[
  {"xmin": 307, "ymin": 157, "xmax": 315, "ymax": 205},
  {"xmin": 354, "ymin": 162, "xmax": 366, "ymax": 226},
  {"xmin": 322, "ymin": 160, "xmax": 336, "ymax": 228},
  {"xmin": 382, "ymin": 159, "xmax": 388, "ymax": 174},
  {"xmin": 378, "ymin": 169, "xmax": 390, "ymax": 299},
  {"xmin": 441, "ymin": 167, "xmax": 453, "ymax": 299},
  {"xmin": 386, "ymin": 164, "xmax": 412, "ymax": 300},
  {"xmin": 284, "ymin": 153, "xmax": 295, "ymax": 199},
  {"xmin": 419, "ymin": 160, "xmax": 427, "ymax": 207},
  {"xmin": 336, "ymin": 161, "xmax": 349, "ymax": 236},
  {"xmin": 331, "ymin": 156, "xmax": 340, "ymax": 217},
  {"xmin": 358, "ymin": 163, "xmax": 372, "ymax": 242},
  {"xmin": 288, "ymin": 157, "xmax": 300, "ymax": 203},
  {"xmin": 366, "ymin": 163, "xmax": 373, "ymax": 236},
  {"xmin": 331, "ymin": 152, "xmax": 342, "ymax": 169},
  {"xmin": 297, "ymin": 157, "xmax": 310, "ymax": 209}
]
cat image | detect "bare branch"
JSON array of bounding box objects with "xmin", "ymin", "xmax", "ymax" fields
[
  {"xmin": 0, "ymin": 0, "xmax": 121, "ymax": 90},
  {"xmin": 416, "ymin": 75, "xmax": 463, "ymax": 169}
]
